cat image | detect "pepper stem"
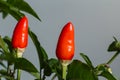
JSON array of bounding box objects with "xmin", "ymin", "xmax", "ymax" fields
[
  {"xmin": 107, "ymin": 51, "xmax": 120, "ymax": 64},
  {"xmin": 62, "ymin": 64, "xmax": 67, "ymax": 80},
  {"xmin": 16, "ymin": 48, "xmax": 25, "ymax": 80},
  {"xmin": 60, "ymin": 60, "xmax": 71, "ymax": 80},
  {"xmin": 16, "ymin": 48, "xmax": 25, "ymax": 58},
  {"xmin": 17, "ymin": 69, "xmax": 21, "ymax": 80}
]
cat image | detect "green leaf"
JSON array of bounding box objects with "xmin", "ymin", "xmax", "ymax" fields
[
  {"xmin": 14, "ymin": 58, "xmax": 40, "ymax": 79},
  {"xmin": 108, "ymin": 37, "xmax": 120, "ymax": 52},
  {"xmin": 0, "ymin": 69, "xmax": 7, "ymax": 75},
  {"xmin": 0, "ymin": 60, "xmax": 7, "ymax": 69},
  {"xmin": 30, "ymin": 72, "xmax": 41, "ymax": 80},
  {"xmin": 2, "ymin": 10, "xmax": 8, "ymax": 19},
  {"xmin": 0, "ymin": 0, "xmax": 24, "ymax": 20},
  {"xmin": 48, "ymin": 58, "xmax": 60, "ymax": 73},
  {"xmin": 67, "ymin": 60, "xmax": 98, "ymax": 80},
  {"xmin": 100, "ymin": 71, "xmax": 117, "ymax": 80},
  {"xmin": 3, "ymin": 36, "xmax": 12, "ymax": 53},
  {"xmin": 28, "ymin": 28, "xmax": 48, "ymax": 70},
  {"xmin": 0, "ymin": 36, "xmax": 15, "ymax": 64},
  {"xmin": 0, "ymin": 36, "xmax": 9, "ymax": 54},
  {"xmin": 43, "ymin": 58, "xmax": 60, "ymax": 76},
  {"xmin": 0, "ymin": 0, "xmax": 41, "ymax": 21},
  {"xmin": 80, "ymin": 53, "xmax": 94, "ymax": 69},
  {"xmin": 0, "ymin": 69, "xmax": 14, "ymax": 80},
  {"xmin": 95, "ymin": 64, "xmax": 117, "ymax": 80},
  {"xmin": 0, "ymin": 53, "xmax": 15, "ymax": 64},
  {"xmin": 6, "ymin": 0, "xmax": 41, "ymax": 21},
  {"xmin": 47, "ymin": 58, "xmax": 62, "ymax": 80},
  {"xmin": 15, "ymin": 58, "xmax": 38, "ymax": 72}
]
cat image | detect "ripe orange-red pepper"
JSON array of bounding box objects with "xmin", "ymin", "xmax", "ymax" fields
[
  {"xmin": 12, "ymin": 16, "xmax": 28, "ymax": 49},
  {"xmin": 56, "ymin": 22, "xmax": 75, "ymax": 60}
]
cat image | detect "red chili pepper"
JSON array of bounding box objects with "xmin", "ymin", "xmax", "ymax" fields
[
  {"xmin": 56, "ymin": 22, "xmax": 75, "ymax": 61},
  {"xmin": 12, "ymin": 16, "xmax": 28, "ymax": 49}
]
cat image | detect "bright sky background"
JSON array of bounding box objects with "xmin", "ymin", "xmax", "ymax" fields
[{"xmin": 0, "ymin": 0, "xmax": 120, "ymax": 80}]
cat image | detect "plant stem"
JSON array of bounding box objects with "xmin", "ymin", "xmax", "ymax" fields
[
  {"xmin": 107, "ymin": 51, "xmax": 120, "ymax": 64},
  {"xmin": 17, "ymin": 69, "xmax": 21, "ymax": 80},
  {"xmin": 62, "ymin": 64, "xmax": 67, "ymax": 80},
  {"xmin": 16, "ymin": 48, "xmax": 23, "ymax": 80}
]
